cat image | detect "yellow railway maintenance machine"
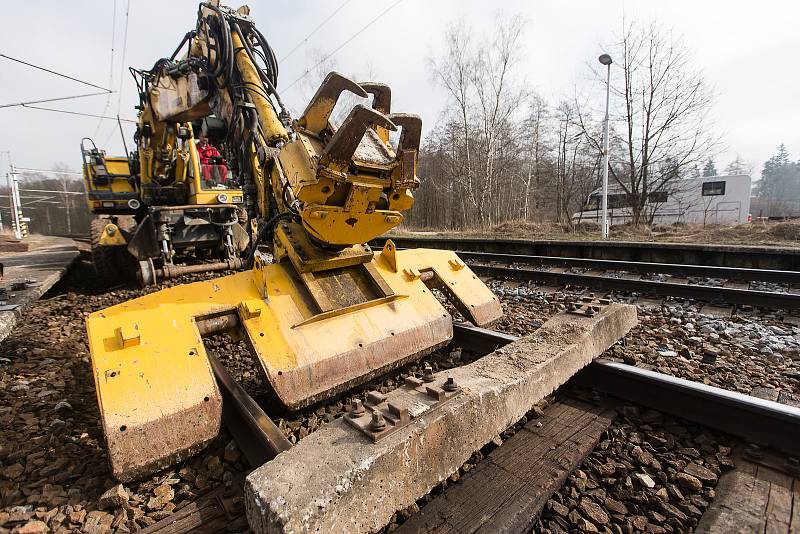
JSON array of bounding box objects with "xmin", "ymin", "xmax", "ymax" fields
[
  {"xmin": 85, "ymin": 0, "xmax": 503, "ymax": 482},
  {"xmin": 82, "ymin": 105, "xmax": 249, "ymax": 283}
]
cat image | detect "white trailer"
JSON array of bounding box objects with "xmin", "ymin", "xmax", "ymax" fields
[{"xmin": 573, "ymin": 174, "xmax": 752, "ymax": 226}]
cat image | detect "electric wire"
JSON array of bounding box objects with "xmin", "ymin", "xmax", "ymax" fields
[
  {"xmin": 0, "ymin": 91, "xmax": 113, "ymax": 109},
  {"xmin": 114, "ymin": 0, "xmax": 132, "ymax": 116},
  {"xmin": 0, "ymin": 54, "xmax": 112, "ymax": 92},
  {"xmin": 18, "ymin": 104, "xmax": 135, "ymax": 123},
  {"xmin": 94, "ymin": 0, "xmax": 118, "ymax": 136},
  {"xmin": 278, "ymin": 0, "xmax": 353, "ymax": 64},
  {"xmin": 103, "ymin": 0, "xmax": 132, "ymax": 149},
  {"xmin": 281, "ymin": 0, "xmax": 404, "ymax": 93}
]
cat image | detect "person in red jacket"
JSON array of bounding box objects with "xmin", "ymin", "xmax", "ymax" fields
[{"xmin": 197, "ymin": 135, "xmax": 228, "ymax": 187}]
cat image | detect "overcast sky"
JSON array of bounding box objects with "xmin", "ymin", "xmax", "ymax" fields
[{"xmin": 1, "ymin": 0, "xmax": 798, "ymax": 182}]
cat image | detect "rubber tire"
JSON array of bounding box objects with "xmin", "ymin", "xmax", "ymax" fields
[{"xmin": 89, "ymin": 217, "xmax": 121, "ymax": 283}]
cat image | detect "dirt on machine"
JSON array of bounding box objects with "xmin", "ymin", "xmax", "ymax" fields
[{"xmin": 83, "ymin": 0, "xmax": 503, "ymax": 483}]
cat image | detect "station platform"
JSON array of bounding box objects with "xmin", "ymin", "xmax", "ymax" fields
[{"xmin": 0, "ymin": 235, "xmax": 80, "ymax": 342}]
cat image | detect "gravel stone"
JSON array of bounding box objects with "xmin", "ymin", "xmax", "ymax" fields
[
  {"xmin": 683, "ymin": 462, "xmax": 719, "ymax": 483},
  {"xmin": 578, "ymin": 498, "xmax": 610, "ymax": 525},
  {"xmin": 98, "ymin": 484, "xmax": 129, "ymax": 510},
  {"xmin": 675, "ymin": 472, "xmax": 703, "ymax": 493}
]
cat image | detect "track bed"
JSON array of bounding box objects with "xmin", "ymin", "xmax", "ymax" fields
[{"xmin": 1, "ymin": 253, "xmax": 799, "ymax": 533}]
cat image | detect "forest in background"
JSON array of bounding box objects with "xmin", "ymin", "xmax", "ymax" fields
[{"xmin": 406, "ymin": 17, "xmax": 799, "ymax": 230}]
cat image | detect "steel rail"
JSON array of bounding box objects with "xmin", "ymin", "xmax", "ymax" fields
[
  {"xmin": 373, "ymin": 236, "xmax": 800, "ymax": 271},
  {"xmin": 452, "ymin": 323, "xmax": 800, "ymax": 457},
  {"xmin": 456, "ymin": 250, "xmax": 800, "ymax": 284},
  {"xmin": 198, "ymin": 313, "xmax": 292, "ymax": 467},
  {"xmin": 208, "ymin": 354, "xmax": 292, "ymax": 467},
  {"xmin": 576, "ymin": 359, "xmax": 800, "ymax": 458},
  {"xmin": 469, "ymin": 264, "xmax": 800, "ymax": 309}
]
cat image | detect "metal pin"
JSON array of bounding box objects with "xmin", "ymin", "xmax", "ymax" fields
[
  {"xmin": 422, "ymin": 363, "xmax": 435, "ymax": 383},
  {"xmin": 349, "ymin": 399, "xmax": 365, "ymax": 417},
  {"xmin": 369, "ymin": 411, "xmax": 386, "ymax": 431},
  {"xmin": 443, "ymin": 376, "xmax": 458, "ymax": 392}
]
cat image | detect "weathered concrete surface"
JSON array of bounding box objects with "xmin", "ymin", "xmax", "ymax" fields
[
  {"xmin": 0, "ymin": 236, "xmax": 79, "ymax": 342},
  {"xmin": 244, "ymin": 303, "xmax": 638, "ymax": 534}
]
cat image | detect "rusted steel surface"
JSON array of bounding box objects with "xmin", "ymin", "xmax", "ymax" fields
[
  {"xmin": 344, "ymin": 370, "xmax": 461, "ymax": 442},
  {"xmin": 208, "ymin": 354, "xmax": 291, "ymax": 467}
]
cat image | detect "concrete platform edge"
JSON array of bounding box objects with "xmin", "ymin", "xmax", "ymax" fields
[{"xmin": 0, "ymin": 243, "xmax": 79, "ymax": 343}]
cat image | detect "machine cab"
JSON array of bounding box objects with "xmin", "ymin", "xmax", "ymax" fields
[
  {"xmin": 81, "ymin": 138, "xmax": 140, "ymax": 214},
  {"xmin": 189, "ymin": 117, "xmax": 244, "ymax": 206}
]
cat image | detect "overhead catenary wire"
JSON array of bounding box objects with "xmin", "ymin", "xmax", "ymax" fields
[
  {"xmin": 281, "ymin": 0, "xmax": 404, "ymax": 93},
  {"xmin": 278, "ymin": 0, "xmax": 353, "ymax": 65},
  {"xmin": 114, "ymin": 0, "xmax": 132, "ymax": 116},
  {"xmin": 17, "ymin": 104, "xmax": 135, "ymax": 123},
  {"xmin": 94, "ymin": 0, "xmax": 119, "ymax": 137},
  {"xmin": 0, "ymin": 91, "xmax": 114, "ymax": 109},
  {"xmin": 102, "ymin": 0, "xmax": 132, "ymax": 148},
  {"xmin": 0, "ymin": 54, "xmax": 112, "ymax": 92},
  {"xmin": 14, "ymin": 168, "xmax": 83, "ymax": 177}
]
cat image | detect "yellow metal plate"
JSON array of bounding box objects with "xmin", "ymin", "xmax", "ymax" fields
[{"xmin": 86, "ymin": 248, "xmax": 501, "ymax": 480}]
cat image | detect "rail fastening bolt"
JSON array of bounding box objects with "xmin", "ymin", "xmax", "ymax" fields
[
  {"xmin": 422, "ymin": 363, "xmax": 435, "ymax": 383},
  {"xmin": 349, "ymin": 399, "xmax": 365, "ymax": 417},
  {"xmin": 369, "ymin": 411, "xmax": 387, "ymax": 431},
  {"xmin": 586, "ymin": 307, "xmax": 596, "ymax": 317},
  {"xmin": 443, "ymin": 376, "xmax": 459, "ymax": 392}
]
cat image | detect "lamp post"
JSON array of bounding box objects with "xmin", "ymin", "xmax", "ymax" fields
[{"xmin": 598, "ymin": 53, "xmax": 612, "ymax": 239}]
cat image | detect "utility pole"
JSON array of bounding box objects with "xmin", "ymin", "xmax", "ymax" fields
[
  {"xmin": 598, "ymin": 53, "xmax": 613, "ymax": 239},
  {"xmin": 8, "ymin": 164, "xmax": 26, "ymax": 239},
  {"xmin": 61, "ymin": 174, "xmax": 72, "ymax": 234}
]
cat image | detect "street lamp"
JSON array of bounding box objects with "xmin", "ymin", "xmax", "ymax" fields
[{"xmin": 598, "ymin": 53, "xmax": 612, "ymax": 239}]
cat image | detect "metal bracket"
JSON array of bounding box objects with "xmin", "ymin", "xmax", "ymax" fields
[
  {"xmin": 345, "ymin": 372, "xmax": 461, "ymax": 442},
  {"xmin": 568, "ymin": 295, "xmax": 612, "ymax": 317}
]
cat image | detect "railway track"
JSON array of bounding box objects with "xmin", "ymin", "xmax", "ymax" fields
[
  {"xmin": 143, "ymin": 321, "xmax": 800, "ymax": 533},
  {"xmin": 61, "ymin": 233, "xmax": 800, "ymax": 307},
  {"xmin": 375, "ymin": 236, "xmax": 800, "ymax": 271},
  {"xmin": 12, "ymin": 236, "xmax": 798, "ymax": 532},
  {"xmin": 471, "ymin": 263, "xmax": 800, "ymax": 309},
  {"xmin": 453, "ymin": 323, "xmax": 800, "ymax": 456},
  {"xmin": 389, "ymin": 240, "xmax": 800, "ymax": 309},
  {"xmin": 455, "ymin": 250, "xmax": 800, "ymax": 284}
]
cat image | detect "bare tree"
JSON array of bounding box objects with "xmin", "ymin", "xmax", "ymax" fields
[
  {"xmin": 425, "ymin": 16, "xmax": 528, "ymax": 228},
  {"xmin": 519, "ymin": 95, "xmax": 550, "ymax": 219},
  {"xmin": 470, "ymin": 16, "xmax": 527, "ymax": 225},
  {"xmin": 577, "ymin": 21, "xmax": 717, "ymax": 225}
]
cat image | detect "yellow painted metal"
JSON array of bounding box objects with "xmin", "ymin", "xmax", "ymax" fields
[
  {"xmin": 274, "ymin": 220, "xmax": 373, "ymax": 273},
  {"xmin": 302, "ymin": 205, "xmax": 404, "ymax": 246},
  {"xmin": 230, "ymin": 30, "xmax": 287, "ymax": 147},
  {"xmin": 83, "ymin": 156, "xmax": 135, "ymax": 210},
  {"xmin": 86, "ymin": 246, "xmax": 501, "ymax": 480},
  {"xmin": 98, "ymin": 223, "xmax": 127, "ymax": 246},
  {"xmin": 276, "ymin": 126, "xmax": 409, "ymax": 246}
]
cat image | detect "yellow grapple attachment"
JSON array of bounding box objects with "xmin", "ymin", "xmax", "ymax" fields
[{"xmin": 86, "ymin": 243, "xmax": 501, "ymax": 481}]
